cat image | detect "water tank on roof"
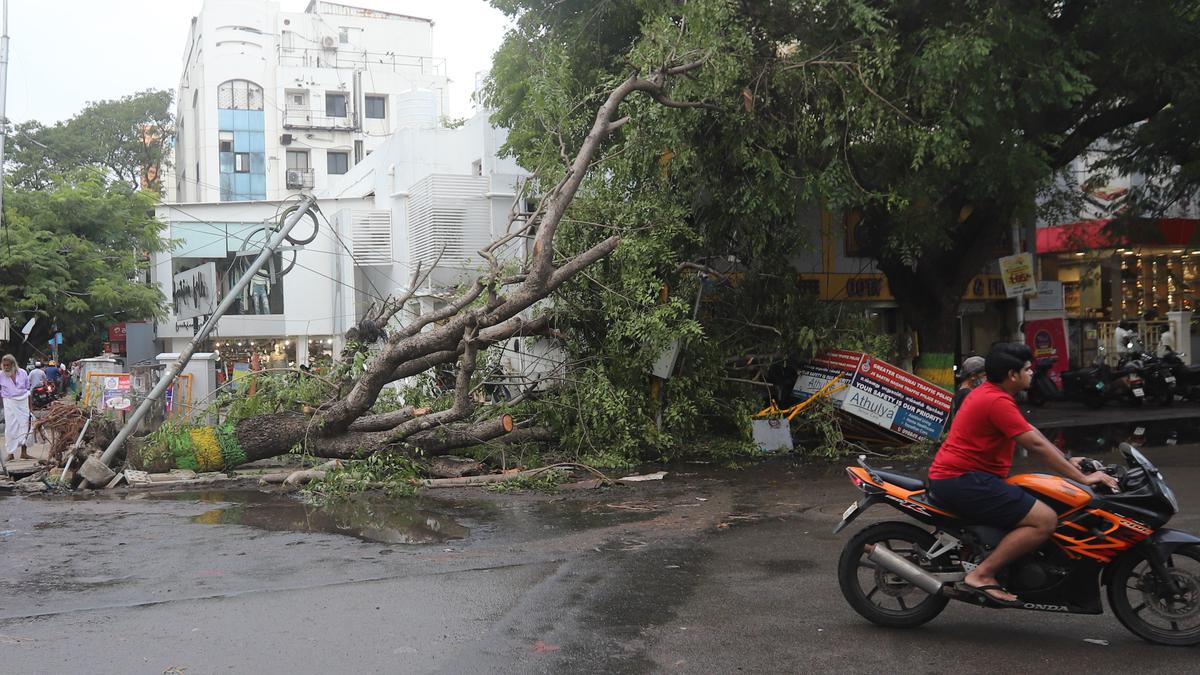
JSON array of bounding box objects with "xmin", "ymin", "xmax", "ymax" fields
[{"xmin": 395, "ymin": 89, "xmax": 438, "ymax": 128}]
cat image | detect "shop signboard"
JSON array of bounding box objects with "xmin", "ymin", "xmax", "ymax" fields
[
  {"xmin": 101, "ymin": 374, "xmax": 133, "ymax": 412},
  {"xmin": 173, "ymin": 262, "xmax": 218, "ymax": 320},
  {"xmin": 1028, "ymin": 281, "xmax": 1065, "ymax": 311},
  {"xmin": 999, "ymin": 253, "xmax": 1037, "ymax": 298},
  {"xmin": 1024, "ymin": 318, "xmax": 1069, "ymax": 387},
  {"xmin": 793, "ymin": 350, "xmax": 953, "ymax": 441},
  {"xmin": 797, "ymin": 273, "xmax": 1008, "ymax": 302}
]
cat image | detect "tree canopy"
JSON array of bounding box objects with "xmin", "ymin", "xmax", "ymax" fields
[
  {"xmin": 7, "ymin": 88, "xmax": 174, "ymax": 194},
  {"xmin": 483, "ymin": 0, "xmax": 1200, "ymax": 454},
  {"xmin": 0, "ymin": 175, "xmax": 167, "ymax": 362},
  {"xmin": 2, "ymin": 89, "xmax": 173, "ymax": 362}
]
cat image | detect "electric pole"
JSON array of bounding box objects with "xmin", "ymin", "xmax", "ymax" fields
[
  {"xmin": 99, "ymin": 195, "xmax": 318, "ymax": 468},
  {"xmin": 0, "ymin": 0, "xmax": 10, "ymax": 223}
]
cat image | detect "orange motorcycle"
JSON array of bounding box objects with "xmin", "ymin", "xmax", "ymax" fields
[{"xmin": 834, "ymin": 444, "xmax": 1200, "ymax": 645}]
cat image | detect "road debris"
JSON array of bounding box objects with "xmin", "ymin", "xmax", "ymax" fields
[{"xmin": 618, "ymin": 471, "xmax": 667, "ymax": 482}]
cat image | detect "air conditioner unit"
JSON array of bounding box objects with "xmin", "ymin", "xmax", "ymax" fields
[
  {"xmin": 280, "ymin": 133, "xmax": 293, "ymax": 145},
  {"xmin": 321, "ymin": 35, "xmax": 337, "ymax": 50},
  {"xmin": 286, "ymin": 170, "xmax": 304, "ymax": 189}
]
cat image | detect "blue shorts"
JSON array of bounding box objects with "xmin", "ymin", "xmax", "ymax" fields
[{"xmin": 927, "ymin": 472, "xmax": 1037, "ymax": 529}]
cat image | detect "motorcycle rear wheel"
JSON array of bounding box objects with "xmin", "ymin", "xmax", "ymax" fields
[
  {"xmin": 1108, "ymin": 544, "xmax": 1200, "ymax": 646},
  {"xmin": 838, "ymin": 522, "xmax": 949, "ymax": 628}
]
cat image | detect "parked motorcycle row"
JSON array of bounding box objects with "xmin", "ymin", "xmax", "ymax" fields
[{"xmin": 1028, "ymin": 347, "xmax": 1200, "ymax": 409}]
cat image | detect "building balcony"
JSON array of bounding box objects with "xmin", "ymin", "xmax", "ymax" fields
[
  {"xmin": 278, "ymin": 47, "xmax": 446, "ymax": 77},
  {"xmin": 283, "ymin": 106, "xmax": 356, "ymax": 130}
]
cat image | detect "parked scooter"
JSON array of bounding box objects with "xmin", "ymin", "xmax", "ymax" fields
[
  {"xmin": 1028, "ymin": 356, "xmax": 1103, "ymax": 408},
  {"xmin": 1028, "ymin": 350, "xmax": 1144, "ymax": 408},
  {"xmin": 1120, "ymin": 351, "xmax": 1177, "ymax": 406},
  {"xmin": 1161, "ymin": 349, "xmax": 1200, "ymax": 401}
]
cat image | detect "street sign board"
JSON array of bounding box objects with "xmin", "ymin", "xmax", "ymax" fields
[
  {"xmin": 999, "ymin": 253, "xmax": 1037, "ymax": 298},
  {"xmin": 794, "ymin": 350, "xmax": 953, "ymax": 441}
]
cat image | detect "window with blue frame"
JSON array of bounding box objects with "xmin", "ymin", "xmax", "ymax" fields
[{"xmin": 217, "ymin": 79, "xmax": 267, "ymax": 201}]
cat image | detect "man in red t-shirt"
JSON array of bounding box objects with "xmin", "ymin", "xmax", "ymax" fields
[{"xmin": 928, "ymin": 343, "xmax": 1117, "ymax": 605}]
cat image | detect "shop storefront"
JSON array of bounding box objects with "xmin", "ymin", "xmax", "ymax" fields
[
  {"xmin": 200, "ymin": 336, "xmax": 337, "ymax": 383},
  {"xmin": 1037, "ymin": 218, "xmax": 1200, "ymax": 365}
]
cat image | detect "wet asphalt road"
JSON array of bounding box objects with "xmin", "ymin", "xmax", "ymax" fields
[{"xmin": 3, "ymin": 447, "xmax": 1200, "ymax": 674}]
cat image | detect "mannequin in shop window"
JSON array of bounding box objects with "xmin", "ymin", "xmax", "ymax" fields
[{"xmin": 250, "ymin": 278, "xmax": 270, "ymax": 315}]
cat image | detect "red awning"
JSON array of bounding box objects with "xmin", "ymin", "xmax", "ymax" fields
[
  {"xmin": 1037, "ymin": 218, "xmax": 1200, "ymax": 253},
  {"xmin": 1036, "ymin": 219, "xmax": 1121, "ymax": 253}
]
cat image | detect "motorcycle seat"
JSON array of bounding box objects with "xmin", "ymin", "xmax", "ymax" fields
[{"xmin": 872, "ymin": 469, "xmax": 926, "ymax": 492}]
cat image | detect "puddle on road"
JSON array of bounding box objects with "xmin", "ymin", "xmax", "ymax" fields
[
  {"xmin": 152, "ymin": 490, "xmax": 471, "ymax": 545},
  {"xmin": 1051, "ymin": 417, "xmax": 1200, "ymax": 453}
]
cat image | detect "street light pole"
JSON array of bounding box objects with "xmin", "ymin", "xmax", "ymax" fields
[
  {"xmin": 98, "ymin": 195, "xmax": 317, "ymax": 468},
  {"xmin": 0, "ymin": 0, "xmax": 10, "ymax": 224},
  {"xmin": 1013, "ymin": 218, "xmax": 1026, "ymax": 344}
]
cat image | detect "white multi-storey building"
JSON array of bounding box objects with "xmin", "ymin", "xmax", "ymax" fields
[
  {"xmin": 150, "ymin": 1, "xmax": 548, "ymax": 397},
  {"xmin": 168, "ymin": 0, "xmax": 448, "ymax": 203},
  {"xmin": 152, "ymin": 111, "xmax": 530, "ymax": 368}
]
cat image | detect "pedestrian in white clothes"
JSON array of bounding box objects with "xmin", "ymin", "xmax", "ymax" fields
[{"xmin": 1, "ymin": 354, "xmax": 33, "ymax": 461}]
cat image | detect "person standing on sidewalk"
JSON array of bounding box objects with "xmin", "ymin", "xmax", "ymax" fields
[
  {"xmin": 947, "ymin": 355, "xmax": 987, "ymax": 427},
  {"xmin": 1, "ymin": 354, "xmax": 33, "ymax": 461}
]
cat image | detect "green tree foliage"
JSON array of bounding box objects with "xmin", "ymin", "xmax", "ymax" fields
[
  {"xmin": 8, "ymin": 89, "xmax": 174, "ymax": 194},
  {"xmin": 756, "ymin": 0, "xmax": 1200, "ymax": 357},
  {"xmin": 486, "ymin": 0, "xmax": 1200, "ymax": 460},
  {"xmin": 485, "ymin": 0, "xmax": 892, "ymax": 461},
  {"xmin": 0, "ymin": 175, "xmax": 167, "ymax": 361}
]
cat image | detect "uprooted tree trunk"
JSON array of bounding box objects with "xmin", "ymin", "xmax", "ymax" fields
[{"xmin": 128, "ymin": 57, "xmax": 709, "ymax": 473}]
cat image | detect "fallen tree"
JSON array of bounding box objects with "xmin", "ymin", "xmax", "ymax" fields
[{"xmin": 128, "ymin": 51, "xmax": 712, "ymax": 472}]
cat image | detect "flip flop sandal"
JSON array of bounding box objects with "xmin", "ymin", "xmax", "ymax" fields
[{"xmin": 955, "ymin": 582, "xmax": 1022, "ymax": 608}]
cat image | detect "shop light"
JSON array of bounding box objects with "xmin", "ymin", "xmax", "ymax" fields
[
  {"xmin": 1173, "ymin": 249, "xmax": 1185, "ymax": 254},
  {"xmin": 326, "ymin": 339, "xmax": 333, "ymax": 344},
  {"xmin": 237, "ymin": 342, "xmax": 243, "ymax": 346},
  {"xmin": 1074, "ymin": 252, "xmax": 1086, "ymax": 256},
  {"xmin": 284, "ymin": 340, "xmax": 290, "ymax": 346}
]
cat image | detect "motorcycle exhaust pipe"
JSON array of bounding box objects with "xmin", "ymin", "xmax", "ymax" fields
[{"xmin": 865, "ymin": 543, "xmax": 945, "ymax": 596}]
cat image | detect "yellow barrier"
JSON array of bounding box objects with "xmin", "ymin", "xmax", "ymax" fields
[{"xmin": 753, "ymin": 374, "xmax": 847, "ymax": 422}]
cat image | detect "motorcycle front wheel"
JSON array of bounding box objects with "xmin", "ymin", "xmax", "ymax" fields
[
  {"xmin": 838, "ymin": 521, "xmax": 949, "ymax": 628},
  {"xmin": 1108, "ymin": 544, "xmax": 1200, "ymax": 646}
]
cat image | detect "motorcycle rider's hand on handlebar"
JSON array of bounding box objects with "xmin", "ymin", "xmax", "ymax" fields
[
  {"xmin": 1015, "ymin": 430, "xmax": 1122, "ymax": 493},
  {"xmin": 1081, "ymin": 471, "xmax": 1120, "ymax": 493}
]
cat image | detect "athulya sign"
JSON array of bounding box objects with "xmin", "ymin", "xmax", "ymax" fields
[{"xmin": 793, "ymin": 349, "xmax": 954, "ymax": 441}]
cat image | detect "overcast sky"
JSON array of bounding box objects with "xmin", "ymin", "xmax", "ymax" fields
[{"xmin": 5, "ymin": 0, "xmax": 512, "ymax": 125}]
